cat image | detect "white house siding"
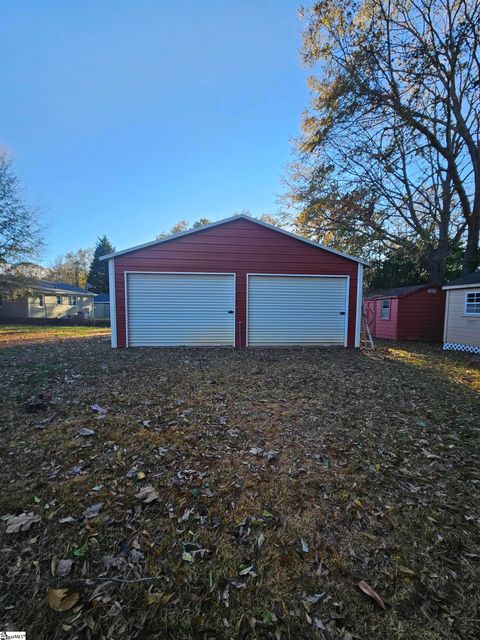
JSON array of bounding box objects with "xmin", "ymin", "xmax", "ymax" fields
[
  {"xmin": 443, "ymin": 288, "xmax": 480, "ymax": 351},
  {"xmin": 28, "ymin": 294, "xmax": 94, "ymax": 319}
]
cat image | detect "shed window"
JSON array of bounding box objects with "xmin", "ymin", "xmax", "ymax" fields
[
  {"xmin": 465, "ymin": 291, "xmax": 480, "ymax": 315},
  {"xmin": 380, "ymin": 299, "xmax": 390, "ymax": 320},
  {"xmin": 56, "ymin": 295, "xmax": 62, "ymax": 305},
  {"xmin": 68, "ymin": 295, "xmax": 77, "ymax": 306},
  {"xmin": 37, "ymin": 294, "xmax": 44, "ymax": 307}
]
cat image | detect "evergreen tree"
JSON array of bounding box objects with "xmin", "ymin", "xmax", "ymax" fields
[{"xmin": 87, "ymin": 235, "xmax": 115, "ymax": 293}]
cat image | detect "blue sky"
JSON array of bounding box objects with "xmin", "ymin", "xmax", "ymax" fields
[{"xmin": 0, "ymin": 0, "xmax": 309, "ymax": 264}]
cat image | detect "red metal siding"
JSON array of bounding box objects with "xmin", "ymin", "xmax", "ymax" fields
[
  {"xmin": 113, "ymin": 218, "xmax": 359, "ymax": 348},
  {"xmin": 397, "ymin": 287, "xmax": 445, "ymax": 341}
]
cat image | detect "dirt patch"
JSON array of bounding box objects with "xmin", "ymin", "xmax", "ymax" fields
[{"xmin": 0, "ymin": 338, "xmax": 479, "ymax": 639}]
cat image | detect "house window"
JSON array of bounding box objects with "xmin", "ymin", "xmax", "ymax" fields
[
  {"xmin": 56, "ymin": 295, "xmax": 62, "ymax": 305},
  {"xmin": 68, "ymin": 295, "xmax": 77, "ymax": 306},
  {"xmin": 380, "ymin": 299, "xmax": 390, "ymax": 320},
  {"xmin": 465, "ymin": 291, "xmax": 480, "ymax": 315},
  {"xmin": 38, "ymin": 294, "xmax": 44, "ymax": 307}
]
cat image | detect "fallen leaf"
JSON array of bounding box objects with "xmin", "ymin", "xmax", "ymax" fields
[
  {"xmin": 399, "ymin": 565, "xmax": 415, "ymax": 575},
  {"xmin": 135, "ymin": 485, "xmax": 159, "ymax": 503},
  {"xmin": 103, "ymin": 555, "xmax": 127, "ymax": 571},
  {"xmin": 73, "ymin": 544, "xmax": 88, "ymax": 557},
  {"xmin": 82, "ymin": 503, "xmax": 103, "ymax": 519},
  {"xmin": 47, "ymin": 588, "xmax": 80, "ymax": 612},
  {"xmin": 147, "ymin": 592, "xmax": 174, "ymax": 605},
  {"xmin": 357, "ymin": 580, "xmax": 386, "ymax": 609},
  {"xmin": 56, "ymin": 559, "xmax": 73, "ymax": 577},
  {"xmin": 5, "ymin": 512, "xmax": 41, "ymax": 534},
  {"xmin": 77, "ymin": 428, "xmax": 95, "ymax": 437},
  {"xmin": 91, "ymin": 403, "xmax": 107, "ymax": 414},
  {"xmin": 51, "ymin": 556, "xmax": 57, "ymax": 577},
  {"xmin": 305, "ymin": 593, "xmax": 325, "ymax": 604},
  {"xmin": 314, "ymin": 617, "xmax": 326, "ymax": 630}
]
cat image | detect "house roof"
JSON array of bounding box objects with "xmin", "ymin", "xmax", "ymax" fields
[
  {"xmin": 443, "ymin": 270, "xmax": 480, "ymax": 290},
  {"xmin": 99, "ymin": 214, "xmax": 370, "ymax": 265},
  {"xmin": 93, "ymin": 293, "xmax": 110, "ymax": 303},
  {"xmin": 33, "ymin": 281, "xmax": 95, "ymax": 296},
  {"xmin": 365, "ymin": 284, "xmax": 437, "ymax": 300}
]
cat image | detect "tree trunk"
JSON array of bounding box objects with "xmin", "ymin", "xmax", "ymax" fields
[
  {"xmin": 423, "ymin": 242, "xmax": 449, "ymax": 284},
  {"xmin": 462, "ymin": 202, "xmax": 480, "ymax": 275}
]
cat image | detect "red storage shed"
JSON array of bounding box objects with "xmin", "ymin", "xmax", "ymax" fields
[
  {"xmin": 364, "ymin": 284, "xmax": 445, "ymax": 342},
  {"xmin": 101, "ymin": 214, "xmax": 367, "ymax": 348}
]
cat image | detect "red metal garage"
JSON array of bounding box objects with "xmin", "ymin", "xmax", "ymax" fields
[
  {"xmin": 101, "ymin": 215, "xmax": 367, "ymax": 348},
  {"xmin": 364, "ymin": 284, "xmax": 445, "ymax": 342}
]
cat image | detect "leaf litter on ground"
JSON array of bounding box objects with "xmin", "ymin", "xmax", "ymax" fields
[{"xmin": 0, "ymin": 334, "xmax": 479, "ymax": 639}]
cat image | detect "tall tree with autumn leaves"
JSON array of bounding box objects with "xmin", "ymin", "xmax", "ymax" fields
[{"xmin": 286, "ymin": 0, "xmax": 479, "ymax": 282}]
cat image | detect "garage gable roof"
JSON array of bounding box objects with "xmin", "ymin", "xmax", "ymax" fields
[{"xmin": 99, "ymin": 214, "xmax": 369, "ymax": 265}]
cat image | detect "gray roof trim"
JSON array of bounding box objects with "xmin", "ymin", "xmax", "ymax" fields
[
  {"xmin": 31, "ymin": 281, "xmax": 96, "ymax": 296},
  {"xmin": 443, "ymin": 270, "xmax": 480, "ymax": 290},
  {"xmin": 443, "ymin": 283, "xmax": 480, "ymax": 290},
  {"xmin": 99, "ymin": 214, "xmax": 370, "ymax": 265}
]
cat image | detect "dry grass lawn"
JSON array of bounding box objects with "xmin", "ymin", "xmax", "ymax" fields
[
  {"xmin": 1, "ymin": 326, "xmax": 479, "ymax": 639},
  {"xmin": 0, "ymin": 324, "xmax": 110, "ymax": 347}
]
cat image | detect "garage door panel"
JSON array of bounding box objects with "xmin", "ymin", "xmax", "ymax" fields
[
  {"xmin": 248, "ymin": 275, "xmax": 347, "ymax": 346},
  {"xmin": 127, "ymin": 273, "xmax": 235, "ymax": 346}
]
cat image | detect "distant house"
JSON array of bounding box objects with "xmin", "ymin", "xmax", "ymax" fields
[
  {"xmin": 93, "ymin": 293, "xmax": 110, "ymax": 319},
  {"xmin": 443, "ymin": 271, "xmax": 480, "ymax": 354},
  {"xmin": 0, "ymin": 281, "xmax": 95, "ymax": 320},
  {"xmin": 364, "ymin": 284, "xmax": 445, "ymax": 342}
]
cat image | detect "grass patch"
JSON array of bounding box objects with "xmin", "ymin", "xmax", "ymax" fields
[
  {"xmin": 0, "ymin": 324, "xmax": 110, "ymax": 349},
  {"xmin": 0, "ymin": 338, "xmax": 479, "ymax": 639}
]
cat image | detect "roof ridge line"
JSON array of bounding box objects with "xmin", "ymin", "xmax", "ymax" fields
[{"xmin": 99, "ymin": 214, "xmax": 369, "ymax": 265}]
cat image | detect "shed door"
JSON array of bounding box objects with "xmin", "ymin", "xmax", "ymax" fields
[
  {"xmin": 126, "ymin": 273, "xmax": 235, "ymax": 347},
  {"xmin": 247, "ymin": 275, "xmax": 348, "ymax": 346}
]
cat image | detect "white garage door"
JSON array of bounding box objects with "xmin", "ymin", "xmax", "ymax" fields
[
  {"xmin": 126, "ymin": 273, "xmax": 235, "ymax": 347},
  {"xmin": 247, "ymin": 275, "xmax": 348, "ymax": 346}
]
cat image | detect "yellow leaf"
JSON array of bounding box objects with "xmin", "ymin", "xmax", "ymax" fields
[
  {"xmin": 136, "ymin": 471, "xmax": 146, "ymax": 480},
  {"xmin": 47, "ymin": 588, "xmax": 80, "ymax": 612},
  {"xmin": 50, "ymin": 556, "xmax": 57, "ymax": 577},
  {"xmin": 147, "ymin": 592, "xmax": 174, "ymax": 605}
]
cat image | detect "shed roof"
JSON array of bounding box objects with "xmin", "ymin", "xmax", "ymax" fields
[
  {"xmin": 443, "ymin": 270, "xmax": 480, "ymax": 290},
  {"xmin": 365, "ymin": 284, "xmax": 436, "ymax": 300},
  {"xmin": 99, "ymin": 214, "xmax": 369, "ymax": 265},
  {"xmin": 33, "ymin": 281, "xmax": 95, "ymax": 296}
]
